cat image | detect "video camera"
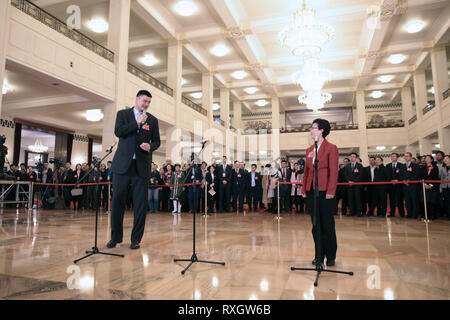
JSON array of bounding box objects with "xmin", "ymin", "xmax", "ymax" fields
[{"xmin": 49, "ymin": 158, "xmax": 63, "ymax": 169}]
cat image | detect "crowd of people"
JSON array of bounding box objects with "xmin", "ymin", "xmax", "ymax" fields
[{"xmin": 2, "ymin": 151, "xmax": 449, "ymax": 221}]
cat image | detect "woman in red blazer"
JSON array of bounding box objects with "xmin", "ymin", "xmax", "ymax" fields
[{"xmin": 301, "ymin": 119, "xmax": 339, "ymax": 267}]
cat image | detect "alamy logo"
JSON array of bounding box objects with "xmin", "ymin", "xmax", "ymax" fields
[
  {"xmin": 66, "ymin": 5, "xmax": 81, "ymax": 30},
  {"xmin": 66, "ymin": 265, "xmax": 81, "ymax": 290},
  {"xmin": 366, "ymin": 265, "xmax": 381, "ymax": 290}
]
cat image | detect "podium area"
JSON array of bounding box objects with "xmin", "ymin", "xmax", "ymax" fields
[{"xmin": 0, "ymin": 208, "xmax": 448, "ymax": 300}]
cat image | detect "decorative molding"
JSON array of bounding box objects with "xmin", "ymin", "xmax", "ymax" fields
[
  {"xmin": 380, "ymin": 0, "xmax": 408, "ymax": 21},
  {"xmin": 242, "ymin": 112, "xmax": 272, "ymax": 117},
  {"xmin": 368, "ymin": 153, "xmax": 406, "ymax": 158},
  {"xmin": 365, "ymin": 103, "xmax": 402, "ymax": 110},
  {"xmin": 10, "ymin": 0, "xmax": 114, "ymax": 63},
  {"xmin": 408, "ymin": 115, "xmax": 417, "ymax": 125},
  {"xmin": 0, "ymin": 119, "xmax": 15, "ymax": 129},
  {"xmin": 366, "ymin": 120, "xmax": 404, "ymax": 129},
  {"xmin": 223, "ymin": 26, "xmax": 252, "ymax": 40},
  {"xmin": 73, "ymin": 134, "xmax": 89, "ymax": 143},
  {"xmin": 246, "ymin": 63, "xmax": 266, "ymax": 72},
  {"xmin": 128, "ymin": 63, "xmax": 174, "ymax": 97}
]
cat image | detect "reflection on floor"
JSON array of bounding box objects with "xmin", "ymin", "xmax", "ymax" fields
[{"xmin": 0, "ymin": 208, "xmax": 448, "ymax": 300}]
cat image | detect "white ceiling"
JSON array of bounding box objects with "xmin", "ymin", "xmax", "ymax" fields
[{"xmin": 3, "ymin": 0, "xmax": 450, "ymax": 134}]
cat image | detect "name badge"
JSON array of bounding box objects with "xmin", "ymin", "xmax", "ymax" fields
[
  {"xmin": 396, "ymin": 169, "xmax": 400, "ymax": 173},
  {"xmin": 308, "ymin": 151, "xmax": 314, "ymax": 158},
  {"xmin": 407, "ymin": 167, "xmax": 412, "ymax": 172},
  {"xmin": 354, "ymin": 169, "xmax": 359, "ymax": 173},
  {"xmin": 142, "ymin": 124, "xmax": 150, "ymax": 131},
  {"xmin": 238, "ymin": 174, "xmax": 241, "ymax": 178},
  {"xmin": 223, "ymin": 173, "xmax": 226, "ymax": 177}
]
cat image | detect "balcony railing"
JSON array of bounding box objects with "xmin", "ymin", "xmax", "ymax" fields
[
  {"xmin": 409, "ymin": 115, "xmax": 417, "ymax": 125},
  {"xmin": 181, "ymin": 96, "xmax": 207, "ymax": 116},
  {"xmin": 11, "ymin": 0, "xmax": 114, "ymax": 63},
  {"xmin": 128, "ymin": 64, "xmax": 174, "ymax": 97},
  {"xmin": 422, "ymin": 101, "xmax": 435, "ymax": 115},
  {"xmin": 443, "ymin": 88, "xmax": 450, "ymax": 101},
  {"xmin": 366, "ymin": 120, "xmax": 404, "ymax": 129}
]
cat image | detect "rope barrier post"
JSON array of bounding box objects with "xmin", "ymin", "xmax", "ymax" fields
[
  {"xmin": 0, "ymin": 183, "xmax": 4, "ymax": 209},
  {"xmin": 422, "ymin": 179, "xmax": 429, "ymax": 223},
  {"xmin": 276, "ymin": 180, "xmax": 282, "ymax": 220},
  {"xmin": 28, "ymin": 182, "xmax": 34, "ymax": 211},
  {"xmin": 204, "ymin": 181, "xmax": 208, "ymax": 217}
]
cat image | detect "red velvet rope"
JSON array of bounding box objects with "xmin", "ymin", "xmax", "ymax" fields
[{"xmin": 279, "ymin": 180, "xmax": 450, "ymax": 186}]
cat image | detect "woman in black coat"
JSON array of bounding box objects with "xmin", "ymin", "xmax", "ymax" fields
[
  {"xmin": 205, "ymin": 165, "xmax": 218, "ymax": 214},
  {"xmin": 419, "ymin": 155, "xmax": 440, "ymax": 220}
]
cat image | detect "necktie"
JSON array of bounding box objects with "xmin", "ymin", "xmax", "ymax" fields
[{"xmin": 352, "ymin": 163, "xmax": 355, "ymax": 170}]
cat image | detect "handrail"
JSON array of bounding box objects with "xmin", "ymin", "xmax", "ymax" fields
[{"xmin": 128, "ymin": 63, "xmax": 174, "ymax": 97}]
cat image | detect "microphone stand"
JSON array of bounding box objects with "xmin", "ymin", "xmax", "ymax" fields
[
  {"xmin": 74, "ymin": 143, "xmax": 124, "ymax": 264},
  {"xmin": 174, "ymin": 141, "xmax": 226, "ymax": 275},
  {"xmin": 290, "ymin": 137, "xmax": 353, "ymax": 286}
]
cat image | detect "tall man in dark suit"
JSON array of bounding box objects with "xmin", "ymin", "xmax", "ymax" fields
[
  {"xmin": 400, "ymin": 152, "xmax": 420, "ymax": 219},
  {"xmin": 344, "ymin": 152, "xmax": 364, "ymax": 216},
  {"xmin": 373, "ymin": 157, "xmax": 388, "ymax": 217},
  {"xmin": 247, "ymin": 164, "xmax": 261, "ymax": 212},
  {"xmin": 279, "ymin": 160, "xmax": 292, "ymax": 213},
  {"xmin": 365, "ymin": 157, "xmax": 377, "ymax": 216},
  {"xmin": 217, "ymin": 156, "xmax": 232, "ymax": 212},
  {"xmin": 184, "ymin": 162, "xmax": 203, "ymax": 213},
  {"xmin": 231, "ymin": 161, "xmax": 246, "ymax": 212},
  {"xmin": 107, "ymin": 90, "xmax": 160, "ymax": 250},
  {"xmin": 386, "ymin": 153, "xmax": 405, "ymax": 217}
]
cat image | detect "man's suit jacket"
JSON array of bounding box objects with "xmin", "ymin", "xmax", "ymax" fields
[
  {"xmin": 344, "ymin": 162, "xmax": 364, "ymax": 185},
  {"xmin": 184, "ymin": 166, "xmax": 203, "ymax": 184},
  {"xmin": 386, "ymin": 162, "xmax": 403, "ymax": 181},
  {"xmin": 247, "ymin": 171, "xmax": 262, "ymax": 188},
  {"xmin": 217, "ymin": 164, "xmax": 232, "ymax": 186},
  {"xmin": 373, "ymin": 165, "xmax": 388, "ymax": 189},
  {"xmin": 302, "ymin": 139, "xmax": 339, "ymax": 196},
  {"xmin": 231, "ymin": 168, "xmax": 246, "ymax": 189},
  {"xmin": 400, "ymin": 162, "xmax": 420, "ymax": 183},
  {"xmin": 111, "ymin": 108, "xmax": 160, "ymax": 178}
]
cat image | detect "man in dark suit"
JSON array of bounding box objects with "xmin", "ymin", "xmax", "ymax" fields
[
  {"xmin": 386, "ymin": 153, "xmax": 405, "ymax": 217},
  {"xmin": 279, "ymin": 159, "xmax": 292, "ymax": 213},
  {"xmin": 400, "ymin": 152, "xmax": 420, "ymax": 219},
  {"xmin": 247, "ymin": 164, "xmax": 261, "ymax": 211},
  {"xmin": 335, "ymin": 158, "xmax": 349, "ymax": 215},
  {"xmin": 184, "ymin": 162, "xmax": 203, "ymax": 213},
  {"xmin": 107, "ymin": 90, "xmax": 160, "ymax": 250},
  {"xmin": 217, "ymin": 156, "xmax": 232, "ymax": 212},
  {"xmin": 231, "ymin": 161, "xmax": 245, "ymax": 212},
  {"xmin": 373, "ymin": 157, "xmax": 388, "ymax": 217},
  {"xmin": 365, "ymin": 157, "xmax": 377, "ymax": 216},
  {"xmin": 344, "ymin": 152, "xmax": 364, "ymax": 216}
]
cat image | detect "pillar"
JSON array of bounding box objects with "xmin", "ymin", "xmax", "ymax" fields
[
  {"xmin": 271, "ymin": 97, "xmax": 280, "ymax": 161},
  {"xmin": 167, "ymin": 42, "xmax": 183, "ymax": 126},
  {"xmin": 202, "ymin": 73, "xmax": 214, "ymax": 123},
  {"xmin": 233, "ymin": 101, "xmax": 242, "ymax": 130},
  {"xmin": 356, "ymin": 91, "xmax": 368, "ymax": 164},
  {"xmin": 413, "ymin": 70, "xmax": 430, "ymax": 155},
  {"xmin": 0, "ymin": 0, "xmax": 11, "ymax": 116},
  {"xmin": 220, "ymin": 88, "xmax": 230, "ymax": 128}
]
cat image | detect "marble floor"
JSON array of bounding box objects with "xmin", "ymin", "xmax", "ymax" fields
[{"xmin": 0, "ymin": 207, "xmax": 448, "ymax": 300}]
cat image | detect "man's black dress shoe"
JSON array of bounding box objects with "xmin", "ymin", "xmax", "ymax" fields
[
  {"xmin": 326, "ymin": 259, "xmax": 335, "ymax": 267},
  {"xmin": 106, "ymin": 240, "xmax": 121, "ymax": 248},
  {"xmin": 130, "ymin": 243, "xmax": 140, "ymax": 250}
]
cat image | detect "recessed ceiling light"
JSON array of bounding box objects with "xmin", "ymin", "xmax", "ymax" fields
[
  {"xmin": 140, "ymin": 54, "xmax": 158, "ymax": 67},
  {"xmin": 244, "ymin": 87, "xmax": 258, "ymax": 94},
  {"xmin": 255, "ymin": 99, "xmax": 267, "ymax": 107},
  {"xmin": 191, "ymin": 92, "xmax": 202, "ymax": 99},
  {"xmin": 435, "ymin": 144, "xmax": 440, "ymax": 148},
  {"xmin": 370, "ymin": 91, "xmax": 384, "ymax": 99},
  {"xmin": 376, "ymin": 146, "xmax": 386, "ymax": 151},
  {"xmin": 87, "ymin": 18, "xmax": 108, "ymax": 33},
  {"xmin": 387, "ymin": 54, "xmax": 406, "ymax": 64},
  {"xmin": 428, "ymin": 87, "xmax": 435, "ymax": 94},
  {"xmin": 231, "ymin": 70, "xmax": 248, "ymax": 80},
  {"xmin": 403, "ymin": 20, "xmax": 426, "ymax": 34},
  {"xmin": 173, "ymin": 1, "xmax": 198, "ymax": 17},
  {"xmin": 181, "ymin": 78, "xmax": 187, "ymax": 86},
  {"xmin": 85, "ymin": 109, "xmax": 104, "ymax": 122},
  {"xmin": 212, "ymin": 103, "xmax": 220, "ymax": 111},
  {"xmin": 2, "ymin": 79, "xmax": 13, "ymax": 95},
  {"xmin": 210, "ymin": 44, "xmax": 230, "ymax": 57},
  {"xmin": 378, "ymin": 75, "xmax": 394, "ymax": 83}
]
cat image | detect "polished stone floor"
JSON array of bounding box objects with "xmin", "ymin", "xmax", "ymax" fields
[{"xmin": 0, "ymin": 207, "xmax": 448, "ymax": 300}]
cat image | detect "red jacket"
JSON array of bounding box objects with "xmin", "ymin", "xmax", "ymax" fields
[{"xmin": 301, "ymin": 139, "xmax": 339, "ymax": 197}]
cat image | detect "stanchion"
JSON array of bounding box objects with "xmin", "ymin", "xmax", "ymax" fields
[
  {"xmin": 28, "ymin": 182, "xmax": 34, "ymax": 211},
  {"xmin": 107, "ymin": 182, "xmax": 111, "ymax": 214},
  {"xmin": 203, "ymin": 181, "xmax": 208, "ymax": 217},
  {"xmin": 275, "ymin": 180, "xmax": 282, "ymax": 220},
  {"xmin": 421, "ymin": 179, "xmax": 430, "ymax": 223}
]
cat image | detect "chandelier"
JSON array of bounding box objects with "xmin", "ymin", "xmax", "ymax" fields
[
  {"xmin": 278, "ymin": 0, "xmax": 335, "ymax": 58},
  {"xmin": 291, "ymin": 57, "xmax": 331, "ymax": 93},
  {"xmin": 28, "ymin": 138, "xmax": 48, "ymax": 153},
  {"xmin": 298, "ymin": 91, "xmax": 332, "ymax": 111}
]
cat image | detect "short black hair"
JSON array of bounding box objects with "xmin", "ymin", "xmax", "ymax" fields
[
  {"xmin": 436, "ymin": 151, "xmax": 445, "ymax": 158},
  {"xmin": 350, "ymin": 152, "xmax": 358, "ymax": 157},
  {"xmin": 391, "ymin": 153, "xmax": 399, "ymax": 157},
  {"xmin": 344, "ymin": 157, "xmax": 350, "ymax": 162},
  {"xmin": 405, "ymin": 152, "xmax": 412, "ymax": 157},
  {"xmin": 202, "ymin": 161, "xmax": 207, "ymax": 166},
  {"xmin": 251, "ymin": 164, "xmax": 257, "ymax": 168},
  {"xmin": 369, "ymin": 156, "xmax": 376, "ymax": 160},
  {"xmin": 234, "ymin": 160, "xmax": 239, "ymax": 164},
  {"xmin": 136, "ymin": 90, "xmax": 152, "ymax": 98},
  {"xmin": 376, "ymin": 157, "xmax": 383, "ymax": 162},
  {"xmin": 312, "ymin": 118, "xmax": 331, "ymax": 138},
  {"xmin": 223, "ymin": 156, "xmax": 227, "ymax": 159}
]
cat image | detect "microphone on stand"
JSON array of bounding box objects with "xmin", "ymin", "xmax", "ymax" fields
[{"xmin": 106, "ymin": 141, "xmax": 117, "ymax": 153}]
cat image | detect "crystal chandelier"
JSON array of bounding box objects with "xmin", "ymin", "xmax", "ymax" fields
[
  {"xmin": 279, "ymin": 0, "xmax": 335, "ymax": 58},
  {"xmin": 291, "ymin": 57, "xmax": 331, "ymax": 93},
  {"xmin": 298, "ymin": 91, "xmax": 332, "ymax": 111},
  {"xmin": 28, "ymin": 138, "xmax": 48, "ymax": 153}
]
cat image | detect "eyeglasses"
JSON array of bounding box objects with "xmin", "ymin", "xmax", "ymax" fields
[{"xmin": 310, "ymin": 126, "xmax": 319, "ymax": 130}]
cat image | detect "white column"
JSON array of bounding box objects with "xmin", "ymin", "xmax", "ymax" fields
[
  {"xmin": 202, "ymin": 73, "xmax": 214, "ymax": 123},
  {"xmin": 167, "ymin": 42, "xmax": 183, "ymax": 126},
  {"xmin": 102, "ymin": 0, "xmax": 131, "ymax": 156},
  {"xmin": 413, "ymin": 70, "xmax": 430, "ymax": 155},
  {"xmin": 220, "ymin": 88, "xmax": 230, "ymax": 128},
  {"xmin": 271, "ymin": 97, "xmax": 280, "ymax": 161},
  {"xmin": 165, "ymin": 126, "xmax": 181, "ymax": 164},
  {"xmin": 401, "ymin": 86, "xmax": 413, "ymax": 125},
  {"xmin": 0, "ymin": 0, "xmax": 11, "ymax": 117},
  {"xmin": 233, "ymin": 101, "xmax": 242, "ymax": 129},
  {"xmin": 356, "ymin": 91, "xmax": 368, "ymax": 164},
  {"xmin": 430, "ymin": 46, "xmax": 449, "ymax": 152}
]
